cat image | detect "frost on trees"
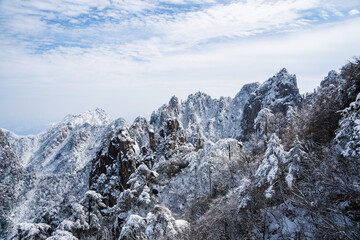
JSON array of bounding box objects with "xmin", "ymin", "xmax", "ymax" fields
[
  {"xmin": 2, "ymin": 64, "xmax": 360, "ymax": 240},
  {"xmin": 285, "ymin": 137, "xmax": 307, "ymax": 189},
  {"xmin": 336, "ymin": 92, "xmax": 360, "ymax": 176},
  {"xmin": 254, "ymin": 108, "xmax": 275, "ymax": 138},
  {"xmin": 255, "ymin": 134, "xmax": 286, "ymax": 198}
]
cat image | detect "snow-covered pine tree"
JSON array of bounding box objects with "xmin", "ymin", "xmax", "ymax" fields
[
  {"xmin": 336, "ymin": 93, "xmax": 360, "ymax": 178},
  {"xmin": 285, "ymin": 137, "xmax": 307, "ymax": 190},
  {"xmin": 255, "ymin": 134, "xmax": 286, "ymax": 189}
]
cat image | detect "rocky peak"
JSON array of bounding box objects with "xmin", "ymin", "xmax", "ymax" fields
[
  {"xmin": 278, "ymin": 67, "xmax": 290, "ymax": 77},
  {"xmin": 260, "ymin": 68, "xmax": 298, "ymax": 99},
  {"xmin": 320, "ymin": 70, "xmax": 342, "ymax": 88},
  {"xmin": 227, "ymin": 83, "xmax": 260, "ymax": 139},
  {"xmin": 156, "ymin": 117, "xmax": 186, "ymax": 159},
  {"xmin": 62, "ymin": 108, "xmax": 111, "ymax": 128},
  {"xmin": 0, "ymin": 129, "xmax": 10, "ymax": 149},
  {"xmin": 169, "ymin": 96, "xmax": 180, "ymax": 115},
  {"xmin": 90, "ymin": 127, "xmax": 139, "ymax": 207},
  {"xmin": 230, "ymin": 83, "xmax": 260, "ymax": 115},
  {"xmin": 182, "ymin": 92, "xmax": 216, "ymax": 118},
  {"xmin": 0, "ymin": 130, "xmax": 24, "ymax": 169},
  {"xmin": 241, "ymin": 68, "xmax": 302, "ymax": 140},
  {"xmin": 130, "ymin": 117, "xmax": 153, "ymax": 150}
]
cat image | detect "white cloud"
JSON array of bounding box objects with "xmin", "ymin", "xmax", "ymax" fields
[
  {"xmin": 349, "ymin": 9, "xmax": 360, "ymax": 15},
  {"xmin": 0, "ymin": 0, "xmax": 344, "ymax": 54},
  {"xmin": 1, "ymin": 18, "xmax": 359, "ymax": 114},
  {"xmin": 1, "ymin": 0, "xmax": 360, "ymax": 134},
  {"xmin": 155, "ymin": 0, "xmax": 320, "ymax": 44}
]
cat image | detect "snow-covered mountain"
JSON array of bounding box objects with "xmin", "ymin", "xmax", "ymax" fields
[
  {"xmin": 3, "ymin": 108, "xmax": 112, "ymax": 174},
  {"xmin": 150, "ymin": 83, "xmax": 259, "ymax": 145},
  {"xmin": 241, "ymin": 68, "xmax": 302, "ymax": 139},
  {"xmin": 1, "ymin": 63, "xmax": 359, "ymax": 239}
]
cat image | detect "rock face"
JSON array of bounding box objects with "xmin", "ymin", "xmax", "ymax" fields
[
  {"xmin": 130, "ymin": 117, "xmax": 154, "ymax": 152},
  {"xmin": 150, "ymin": 83, "xmax": 260, "ymax": 145},
  {"xmin": 227, "ymin": 83, "xmax": 260, "ymax": 139},
  {"xmin": 241, "ymin": 68, "xmax": 303, "ymax": 139},
  {"xmin": 320, "ymin": 70, "xmax": 343, "ymax": 88},
  {"xmin": 155, "ymin": 117, "xmax": 186, "ymax": 159},
  {"xmin": 90, "ymin": 127, "xmax": 139, "ymax": 207}
]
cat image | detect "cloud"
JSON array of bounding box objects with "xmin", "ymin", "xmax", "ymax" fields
[
  {"xmin": 1, "ymin": 0, "xmax": 356, "ymax": 56},
  {"xmin": 1, "ymin": 0, "xmax": 360, "ymax": 134},
  {"xmin": 349, "ymin": 9, "xmax": 360, "ymax": 15}
]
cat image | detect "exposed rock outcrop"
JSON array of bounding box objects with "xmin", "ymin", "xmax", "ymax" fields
[
  {"xmin": 156, "ymin": 118, "xmax": 186, "ymax": 159},
  {"xmin": 241, "ymin": 68, "xmax": 302, "ymax": 140},
  {"xmin": 89, "ymin": 128, "xmax": 138, "ymax": 207}
]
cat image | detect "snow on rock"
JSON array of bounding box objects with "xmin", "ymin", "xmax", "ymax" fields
[
  {"xmin": 128, "ymin": 164, "xmax": 159, "ymax": 193},
  {"xmin": 89, "ymin": 126, "xmax": 140, "ymax": 207},
  {"xmin": 130, "ymin": 117, "xmax": 154, "ymax": 152},
  {"xmin": 154, "ymin": 117, "xmax": 187, "ymax": 159},
  {"xmin": 3, "ymin": 108, "xmax": 116, "ymax": 174},
  {"xmin": 62, "ymin": 108, "xmax": 111, "ymax": 127},
  {"xmin": 227, "ymin": 83, "xmax": 260, "ymax": 139},
  {"xmin": 320, "ymin": 70, "xmax": 343, "ymax": 88},
  {"xmin": 15, "ymin": 222, "xmax": 51, "ymax": 239},
  {"xmin": 1, "ymin": 109, "xmax": 128, "ymax": 238},
  {"xmin": 150, "ymin": 83, "xmax": 258, "ymax": 145},
  {"xmin": 1, "ymin": 129, "xmax": 40, "ymax": 168},
  {"xmin": 241, "ymin": 68, "xmax": 302, "ymax": 140},
  {"xmin": 0, "ymin": 130, "xmax": 30, "ymax": 239},
  {"xmin": 254, "ymin": 108, "xmax": 275, "ymax": 137},
  {"xmin": 3, "ymin": 66, "xmax": 346, "ymax": 239}
]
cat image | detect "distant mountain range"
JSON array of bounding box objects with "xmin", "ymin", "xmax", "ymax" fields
[{"xmin": 1, "ymin": 60, "xmax": 359, "ymax": 239}]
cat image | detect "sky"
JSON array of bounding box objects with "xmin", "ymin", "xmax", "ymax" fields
[{"xmin": 0, "ymin": 0, "xmax": 360, "ymax": 135}]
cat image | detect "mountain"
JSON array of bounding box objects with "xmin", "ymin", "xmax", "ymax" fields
[
  {"xmin": 150, "ymin": 83, "xmax": 260, "ymax": 145},
  {"xmin": 1, "ymin": 62, "xmax": 359, "ymax": 240},
  {"xmin": 241, "ymin": 68, "xmax": 302, "ymax": 140}
]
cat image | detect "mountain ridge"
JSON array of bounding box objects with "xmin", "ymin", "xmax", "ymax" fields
[{"xmin": 2, "ymin": 62, "xmax": 359, "ymax": 240}]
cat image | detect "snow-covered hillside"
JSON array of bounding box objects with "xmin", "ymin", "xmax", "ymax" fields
[
  {"xmin": 1, "ymin": 63, "xmax": 360, "ymax": 240},
  {"xmin": 3, "ymin": 108, "xmax": 112, "ymax": 174}
]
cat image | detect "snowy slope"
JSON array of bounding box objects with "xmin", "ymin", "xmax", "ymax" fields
[
  {"xmin": 0, "ymin": 68, "xmax": 325, "ymax": 240},
  {"xmin": 1, "ymin": 109, "xmax": 131, "ymax": 238},
  {"xmin": 3, "ymin": 108, "xmax": 112, "ymax": 174}
]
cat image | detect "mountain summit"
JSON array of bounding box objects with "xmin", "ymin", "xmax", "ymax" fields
[
  {"xmin": 62, "ymin": 108, "xmax": 111, "ymax": 127},
  {"xmin": 1, "ymin": 61, "xmax": 360, "ymax": 239}
]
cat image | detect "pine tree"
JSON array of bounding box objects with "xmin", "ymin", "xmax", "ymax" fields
[
  {"xmin": 255, "ymin": 134, "xmax": 286, "ymax": 187},
  {"xmin": 285, "ymin": 137, "xmax": 307, "ymax": 189},
  {"xmin": 336, "ymin": 93, "xmax": 360, "ymax": 177}
]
